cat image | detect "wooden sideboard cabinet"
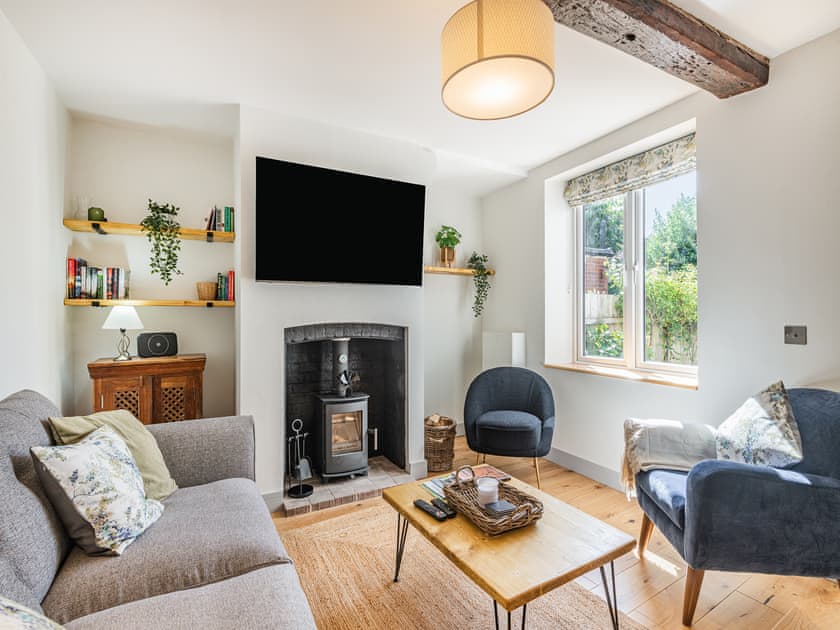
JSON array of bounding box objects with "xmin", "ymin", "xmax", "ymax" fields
[{"xmin": 88, "ymin": 354, "xmax": 206, "ymax": 424}]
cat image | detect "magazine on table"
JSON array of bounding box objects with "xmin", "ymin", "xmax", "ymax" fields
[{"xmin": 421, "ymin": 463, "xmax": 511, "ymax": 499}]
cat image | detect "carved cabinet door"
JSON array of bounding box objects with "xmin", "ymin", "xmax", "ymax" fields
[
  {"xmin": 95, "ymin": 376, "xmax": 150, "ymax": 422},
  {"xmin": 152, "ymin": 374, "xmax": 202, "ymax": 422}
]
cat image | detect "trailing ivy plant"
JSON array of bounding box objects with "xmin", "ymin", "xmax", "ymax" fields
[
  {"xmin": 434, "ymin": 225, "xmax": 462, "ymax": 249},
  {"xmin": 140, "ymin": 199, "xmax": 183, "ymax": 285},
  {"xmin": 466, "ymin": 252, "xmax": 492, "ymax": 318}
]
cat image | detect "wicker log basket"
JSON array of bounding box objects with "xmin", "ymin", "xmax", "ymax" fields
[
  {"xmin": 443, "ymin": 465, "xmax": 544, "ymax": 536},
  {"xmin": 424, "ymin": 414, "xmax": 456, "ymax": 472}
]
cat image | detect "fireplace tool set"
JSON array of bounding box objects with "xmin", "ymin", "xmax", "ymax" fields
[{"xmin": 287, "ymin": 418, "xmax": 313, "ymax": 498}]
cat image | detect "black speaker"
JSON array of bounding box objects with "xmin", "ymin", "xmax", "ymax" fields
[{"xmin": 137, "ymin": 332, "xmax": 178, "ymax": 358}]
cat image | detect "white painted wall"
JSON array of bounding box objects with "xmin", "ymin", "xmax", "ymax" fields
[
  {"xmin": 0, "ymin": 11, "xmax": 71, "ymax": 407},
  {"xmin": 236, "ymin": 106, "xmax": 491, "ymax": 497},
  {"xmin": 423, "ymin": 182, "xmax": 483, "ymax": 426},
  {"xmin": 482, "ymin": 28, "xmax": 840, "ymax": 477},
  {"xmin": 65, "ymin": 117, "xmax": 236, "ymax": 417}
]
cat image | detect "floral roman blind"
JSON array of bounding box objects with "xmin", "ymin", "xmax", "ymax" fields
[{"xmin": 564, "ymin": 133, "xmax": 696, "ymax": 206}]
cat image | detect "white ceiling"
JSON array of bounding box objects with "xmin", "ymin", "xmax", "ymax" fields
[{"xmin": 3, "ymin": 1, "xmax": 840, "ymax": 180}]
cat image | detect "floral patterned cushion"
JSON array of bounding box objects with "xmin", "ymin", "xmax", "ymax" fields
[
  {"xmin": 716, "ymin": 381, "xmax": 804, "ymax": 467},
  {"xmin": 30, "ymin": 426, "xmax": 163, "ymax": 556},
  {"xmin": 0, "ymin": 596, "xmax": 64, "ymax": 629}
]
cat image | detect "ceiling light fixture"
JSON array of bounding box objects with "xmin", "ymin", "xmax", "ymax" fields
[{"xmin": 441, "ymin": 0, "xmax": 555, "ymax": 120}]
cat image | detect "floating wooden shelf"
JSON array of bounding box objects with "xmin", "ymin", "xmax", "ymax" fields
[
  {"xmin": 423, "ymin": 265, "xmax": 496, "ymax": 277},
  {"xmin": 63, "ymin": 219, "xmax": 235, "ymax": 243},
  {"xmin": 64, "ymin": 298, "xmax": 234, "ymax": 308}
]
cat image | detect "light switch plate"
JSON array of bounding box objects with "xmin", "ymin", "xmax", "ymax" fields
[{"xmin": 784, "ymin": 325, "xmax": 807, "ymax": 345}]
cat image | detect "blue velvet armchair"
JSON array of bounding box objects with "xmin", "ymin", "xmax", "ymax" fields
[
  {"xmin": 636, "ymin": 387, "xmax": 840, "ymax": 626},
  {"xmin": 464, "ymin": 367, "xmax": 555, "ymax": 488}
]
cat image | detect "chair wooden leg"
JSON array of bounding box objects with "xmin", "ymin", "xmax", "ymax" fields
[
  {"xmin": 482, "ymin": 453, "xmax": 487, "ymax": 464},
  {"xmin": 637, "ymin": 513, "xmax": 654, "ymax": 557},
  {"xmin": 683, "ymin": 567, "xmax": 705, "ymax": 627},
  {"xmin": 475, "ymin": 452, "xmax": 482, "ymax": 466},
  {"xmin": 533, "ymin": 457, "xmax": 542, "ymax": 489}
]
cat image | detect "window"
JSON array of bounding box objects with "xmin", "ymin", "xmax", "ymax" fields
[{"xmin": 576, "ymin": 170, "xmax": 697, "ymax": 374}]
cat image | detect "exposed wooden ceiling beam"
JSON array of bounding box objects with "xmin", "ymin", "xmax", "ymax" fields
[{"xmin": 542, "ymin": 0, "xmax": 770, "ymax": 98}]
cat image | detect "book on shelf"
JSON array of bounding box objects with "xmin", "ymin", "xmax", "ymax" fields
[
  {"xmin": 216, "ymin": 270, "xmax": 235, "ymax": 301},
  {"xmin": 204, "ymin": 205, "xmax": 235, "ymax": 233},
  {"xmin": 66, "ymin": 258, "xmax": 130, "ymax": 299},
  {"xmin": 421, "ymin": 463, "xmax": 511, "ymax": 499}
]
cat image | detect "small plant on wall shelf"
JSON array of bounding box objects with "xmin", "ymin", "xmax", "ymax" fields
[
  {"xmin": 435, "ymin": 225, "xmax": 461, "ymax": 268},
  {"xmin": 467, "ymin": 252, "xmax": 492, "ymax": 318},
  {"xmin": 141, "ymin": 199, "xmax": 183, "ymax": 285}
]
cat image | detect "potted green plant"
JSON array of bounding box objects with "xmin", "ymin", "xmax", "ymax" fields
[
  {"xmin": 467, "ymin": 252, "xmax": 492, "ymax": 318},
  {"xmin": 434, "ymin": 225, "xmax": 462, "ymax": 268},
  {"xmin": 140, "ymin": 199, "xmax": 183, "ymax": 285}
]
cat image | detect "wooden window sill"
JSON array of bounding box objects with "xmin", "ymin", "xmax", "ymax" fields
[{"xmin": 544, "ymin": 362, "xmax": 698, "ymax": 390}]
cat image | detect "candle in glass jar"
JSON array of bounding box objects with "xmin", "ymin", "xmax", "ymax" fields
[{"xmin": 476, "ymin": 477, "xmax": 499, "ymax": 506}]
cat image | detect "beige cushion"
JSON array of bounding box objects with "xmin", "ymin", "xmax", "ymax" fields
[
  {"xmin": 42, "ymin": 477, "xmax": 291, "ymax": 624},
  {"xmin": 30, "ymin": 427, "xmax": 163, "ymax": 556},
  {"xmin": 49, "ymin": 410, "xmax": 177, "ymax": 501}
]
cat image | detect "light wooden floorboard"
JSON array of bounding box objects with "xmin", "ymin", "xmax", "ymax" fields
[{"xmin": 273, "ymin": 436, "xmax": 840, "ymax": 628}]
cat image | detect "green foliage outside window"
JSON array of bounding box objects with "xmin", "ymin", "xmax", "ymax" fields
[
  {"xmin": 645, "ymin": 265, "xmax": 697, "ymax": 364},
  {"xmin": 584, "ymin": 323, "xmax": 624, "ymax": 358},
  {"xmin": 583, "ymin": 196, "xmax": 623, "ymax": 253},
  {"xmin": 646, "ymin": 193, "xmax": 697, "ymax": 272},
  {"xmin": 581, "ymin": 190, "xmax": 697, "ymax": 364},
  {"xmin": 645, "ymin": 193, "xmax": 697, "ymax": 364}
]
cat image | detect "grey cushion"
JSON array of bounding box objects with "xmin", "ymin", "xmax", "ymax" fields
[
  {"xmin": 64, "ymin": 564, "xmax": 316, "ymax": 630},
  {"xmin": 146, "ymin": 416, "xmax": 255, "ymax": 487},
  {"xmin": 0, "ymin": 390, "xmax": 70, "ymax": 611},
  {"xmin": 43, "ymin": 477, "xmax": 291, "ymax": 624},
  {"xmin": 636, "ymin": 469, "xmax": 688, "ymax": 529},
  {"xmin": 475, "ymin": 410, "xmax": 541, "ymax": 453}
]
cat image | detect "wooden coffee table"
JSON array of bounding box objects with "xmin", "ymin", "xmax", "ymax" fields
[{"xmin": 382, "ymin": 476, "xmax": 635, "ymax": 630}]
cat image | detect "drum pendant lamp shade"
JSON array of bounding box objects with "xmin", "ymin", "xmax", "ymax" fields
[{"xmin": 441, "ymin": 0, "xmax": 555, "ymax": 120}]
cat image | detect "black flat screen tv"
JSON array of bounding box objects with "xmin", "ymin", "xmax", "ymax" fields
[{"xmin": 256, "ymin": 157, "xmax": 426, "ymax": 286}]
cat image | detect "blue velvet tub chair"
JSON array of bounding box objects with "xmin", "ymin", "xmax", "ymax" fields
[
  {"xmin": 636, "ymin": 387, "xmax": 840, "ymax": 626},
  {"xmin": 464, "ymin": 367, "xmax": 555, "ymax": 488}
]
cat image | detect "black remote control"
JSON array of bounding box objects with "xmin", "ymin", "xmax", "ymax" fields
[
  {"xmin": 414, "ymin": 499, "xmax": 447, "ymax": 521},
  {"xmin": 431, "ymin": 498, "xmax": 456, "ymax": 519}
]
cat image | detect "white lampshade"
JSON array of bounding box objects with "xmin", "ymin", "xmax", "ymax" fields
[
  {"xmin": 441, "ymin": 0, "xmax": 555, "ymax": 120},
  {"xmin": 102, "ymin": 306, "xmax": 144, "ymax": 331}
]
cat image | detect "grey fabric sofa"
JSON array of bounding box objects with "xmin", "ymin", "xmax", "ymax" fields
[{"xmin": 0, "ymin": 389, "xmax": 316, "ymax": 629}]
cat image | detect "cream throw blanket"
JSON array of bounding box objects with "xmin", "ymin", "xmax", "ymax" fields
[{"xmin": 621, "ymin": 418, "xmax": 717, "ymax": 497}]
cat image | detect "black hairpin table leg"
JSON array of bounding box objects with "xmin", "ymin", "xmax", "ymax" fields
[
  {"xmin": 493, "ymin": 601, "xmax": 527, "ymax": 630},
  {"xmin": 600, "ymin": 560, "xmax": 620, "ymax": 630},
  {"xmin": 393, "ymin": 513, "xmax": 410, "ymax": 582}
]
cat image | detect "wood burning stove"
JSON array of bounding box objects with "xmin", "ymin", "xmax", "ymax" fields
[{"xmin": 316, "ymin": 393, "xmax": 369, "ymax": 479}]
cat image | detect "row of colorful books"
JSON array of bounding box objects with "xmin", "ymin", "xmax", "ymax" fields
[
  {"xmin": 217, "ymin": 270, "xmax": 235, "ymax": 302},
  {"xmin": 66, "ymin": 258, "xmax": 130, "ymax": 299},
  {"xmin": 204, "ymin": 206, "xmax": 235, "ymax": 232}
]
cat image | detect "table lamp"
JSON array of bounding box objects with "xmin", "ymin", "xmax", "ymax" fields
[{"xmin": 102, "ymin": 306, "xmax": 144, "ymax": 361}]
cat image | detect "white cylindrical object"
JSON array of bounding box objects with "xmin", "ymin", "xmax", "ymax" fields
[{"xmin": 476, "ymin": 477, "xmax": 499, "ymax": 506}]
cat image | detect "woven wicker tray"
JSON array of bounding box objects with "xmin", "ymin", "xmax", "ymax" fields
[{"xmin": 443, "ymin": 465, "xmax": 543, "ymax": 536}]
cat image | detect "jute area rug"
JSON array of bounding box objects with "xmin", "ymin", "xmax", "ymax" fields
[{"xmin": 282, "ymin": 500, "xmax": 646, "ymax": 630}]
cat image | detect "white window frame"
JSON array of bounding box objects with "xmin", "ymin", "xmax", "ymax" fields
[{"xmin": 574, "ymin": 183, "xmax": 697, "ymax": 377}]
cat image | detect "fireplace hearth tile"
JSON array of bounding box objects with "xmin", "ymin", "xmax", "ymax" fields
[{"xmin": 278, "ymin": 456, "xmax": 410, "ymax": 517}]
